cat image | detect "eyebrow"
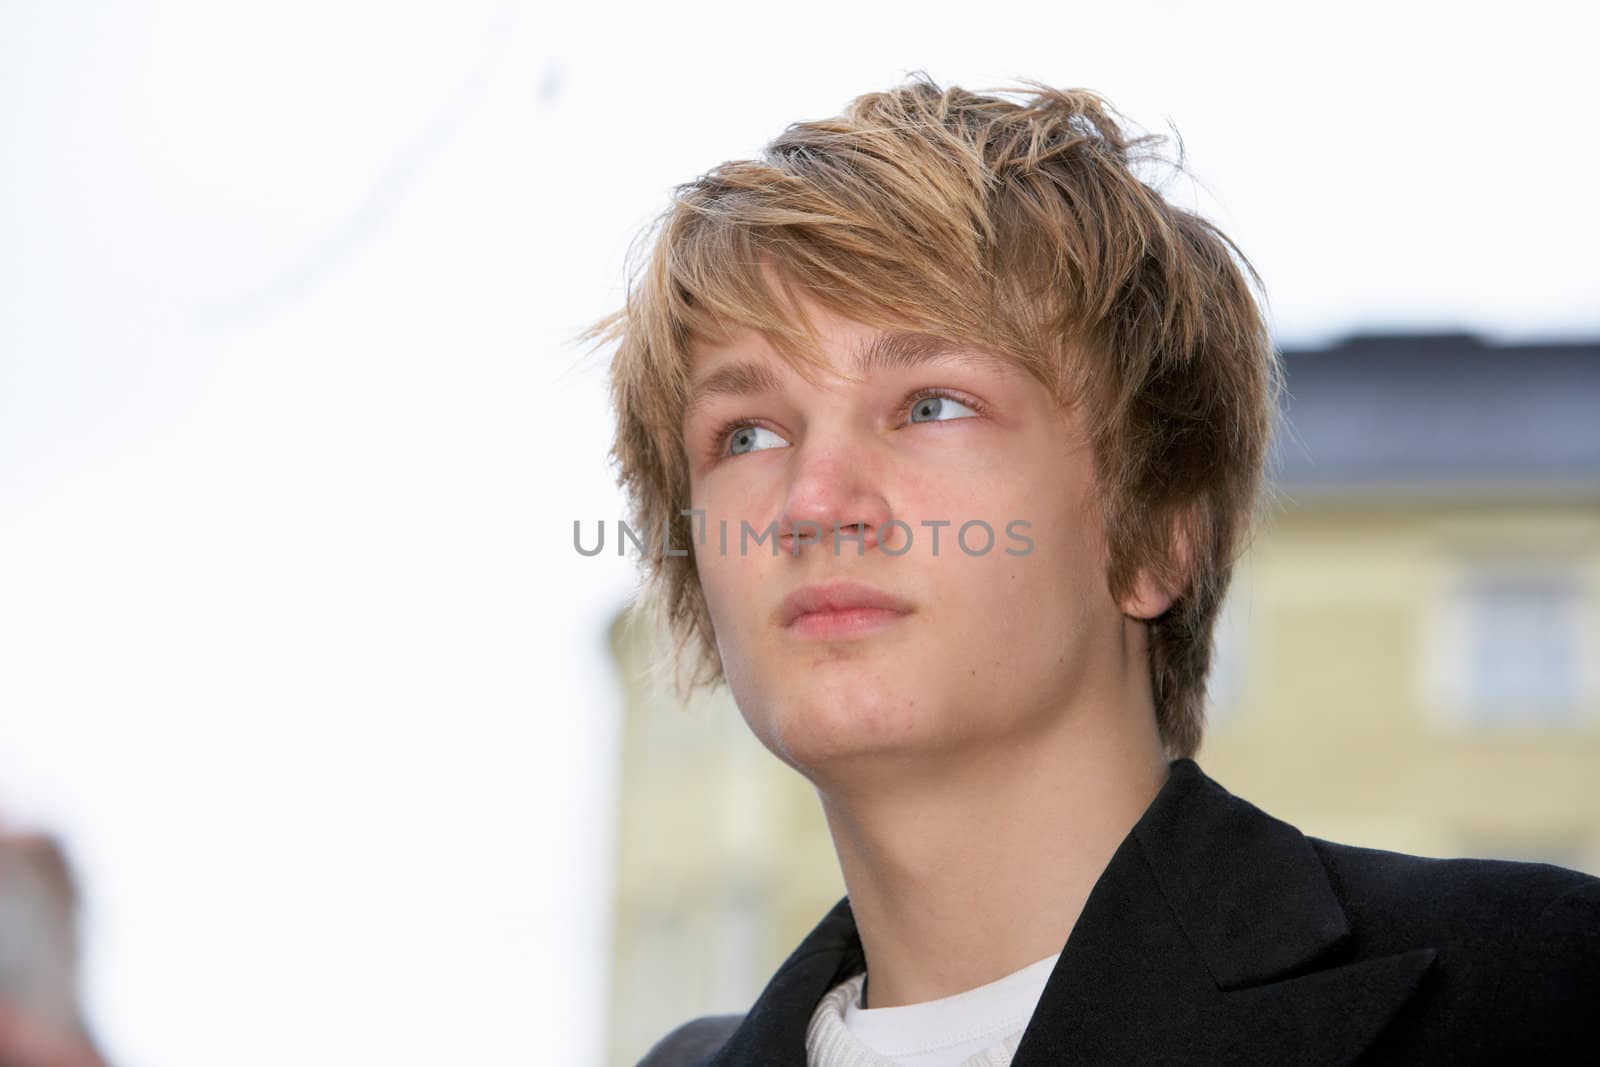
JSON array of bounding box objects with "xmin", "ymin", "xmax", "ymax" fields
[{"xmin": 683, "ymin": 331, "xmax": 1005, "ymax": 421}]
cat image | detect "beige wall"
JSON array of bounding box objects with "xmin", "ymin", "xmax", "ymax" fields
[{"xmin": 1202, "ymin": 498, "xmax": 1600, "ymax": 870}]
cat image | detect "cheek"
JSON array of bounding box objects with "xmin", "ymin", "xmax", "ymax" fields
[
  {"xmin": 947, "ymin": 484, "xmax": 1106, "ymax": 647},
  {"xmin": 689, "ymin": 483, "xmax": 778, "ymax": 611},
  {"xmin": 693, "ymin": 549, "xmax": 743, "ymax": 632},
  {"xmin": 952, "ymin": 545, "xmax": 1061, "ymax": 642},
  {"xmin": 692, "ymin": 529, "xmax": 780, "ymax": 656},
  {"xmin": 932, "ymin": 535, "xmax": 1105, "ymax": 715},
  {"xmin": 688, "ymin": 488, "xmax": 732, "ymax": 608}
]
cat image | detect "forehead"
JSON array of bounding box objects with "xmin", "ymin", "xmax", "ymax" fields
[{"xmin": 683, "ymin": 326, "xmax": 1019, "ymax": 423}]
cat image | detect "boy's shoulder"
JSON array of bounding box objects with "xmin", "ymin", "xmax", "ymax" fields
[
  {"xmin": 1307, "ymin": 834, "xmax": 1600, "ymax": 1056},
  {"xmin": 1308, "ymin": 834, "xmax": 1600, "ymax": 943},
  {"xmin": 634, "ymin": 1012, "xmax": 744, "ymax": 1067}
]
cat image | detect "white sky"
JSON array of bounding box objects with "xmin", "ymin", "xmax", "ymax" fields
[{"xmin": 0, "ymin": 2, "xmax": 1595, "ymax": 1065}]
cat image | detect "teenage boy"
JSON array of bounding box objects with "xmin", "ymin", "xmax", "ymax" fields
[{"xmin": 585, "ymin": 74, "xmax": 1600, "ymax": 1066}]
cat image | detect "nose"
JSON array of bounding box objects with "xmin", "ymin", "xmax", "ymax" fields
[{"xmin": 778, "ymin": 434, "xmax": 894, "ymax": 556}]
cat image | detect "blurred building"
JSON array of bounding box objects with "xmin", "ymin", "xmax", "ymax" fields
[
  {"xmin": 604, "ymin": 609, "xmax": 843, "ymax": 1067},
  {"xmin": 603, "ymin": 332, "xmax": 1600, "ymax": 1067}
]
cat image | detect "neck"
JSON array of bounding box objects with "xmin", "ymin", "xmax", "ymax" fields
[{"xmin": 813, "ymin": 650, "xmax": 1170, "ymax": 1009}]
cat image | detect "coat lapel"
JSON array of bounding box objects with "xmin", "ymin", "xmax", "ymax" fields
[
  {"xmin": 1010, "ymin": 759, "xmax": 1436, "ymax": 1065},
  {"xmin": 706, "ymin": 759, "xmax": 1436, "ymax": 1067}
]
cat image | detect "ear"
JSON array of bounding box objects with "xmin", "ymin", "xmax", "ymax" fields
[{"xmin": 1120, "ymin": 512, "xmax": 1193, "ymax": 621}]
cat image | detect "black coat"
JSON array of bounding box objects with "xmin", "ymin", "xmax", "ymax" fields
[{"xmin": 636, "ymin": 757, "xmax": 1600, "ymax": 1065}]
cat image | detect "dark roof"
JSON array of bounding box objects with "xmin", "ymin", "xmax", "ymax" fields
[{"xmin": 1268, "ymin": 333, "xmax": 1600, "ymax": 497}]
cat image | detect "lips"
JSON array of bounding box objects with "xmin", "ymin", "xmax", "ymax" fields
[{"xmin": 778, "ymin": 580, "xmax": 913, "ymax": 629}]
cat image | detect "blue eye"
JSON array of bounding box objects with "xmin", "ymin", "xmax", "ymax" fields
[
  {"xmin": 727, "ymin": 424, "xmax": 789, "ymax": 457},
  {"xmin": 907, "ymin": 392, "xmax": 980, "ymax": 423}
]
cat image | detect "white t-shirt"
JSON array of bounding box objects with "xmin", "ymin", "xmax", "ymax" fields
[{"xmin": 805, "ymin": 951, "xmax": 1061, "ymax": 1067}]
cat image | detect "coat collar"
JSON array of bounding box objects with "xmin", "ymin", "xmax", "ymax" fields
[{"xmin": 705, "ymin": 758, "xmax": 1436, "ymax": 1066}]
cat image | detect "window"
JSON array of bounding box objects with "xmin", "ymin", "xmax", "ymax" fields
[{"xmin": 1440, "ymin": 562, "xmax": 1589, "ymax": 726}]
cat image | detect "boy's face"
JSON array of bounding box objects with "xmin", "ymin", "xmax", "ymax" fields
[{"xmin": 681, "ymin": 293, "xmax": 1164, "ymax": 784}]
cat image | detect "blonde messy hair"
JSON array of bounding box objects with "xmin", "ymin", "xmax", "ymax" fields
[{"xmin": 579, "ymin": 72, "xmax": 1285, "ymax": 760}]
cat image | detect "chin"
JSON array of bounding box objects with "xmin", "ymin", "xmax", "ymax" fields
[{"xmin": 754, "ymin": 681, "xmax": 935, "ymax": 770}]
